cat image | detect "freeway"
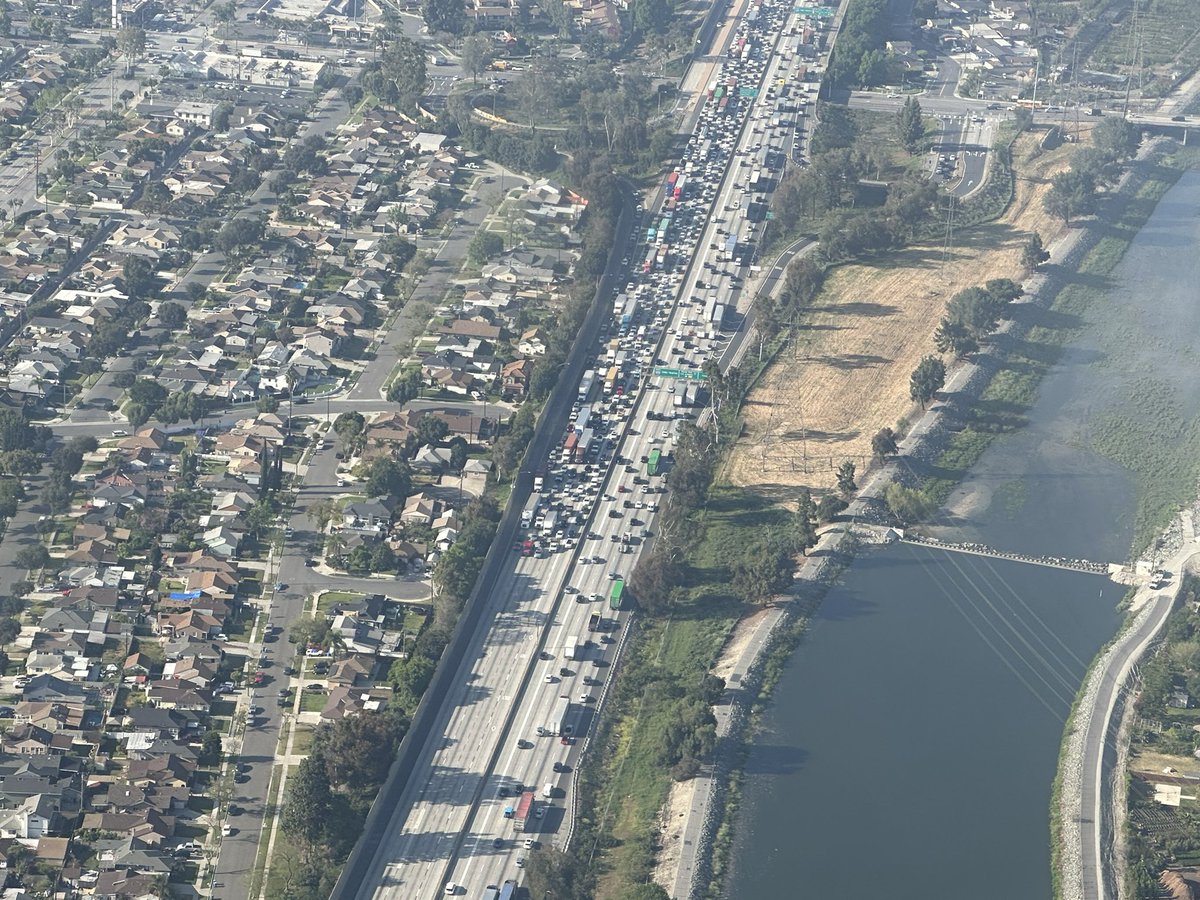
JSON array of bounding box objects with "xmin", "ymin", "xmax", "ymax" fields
[{"xmin": 354, "ymin": 0, "xmax": 830, "ymax": 896}]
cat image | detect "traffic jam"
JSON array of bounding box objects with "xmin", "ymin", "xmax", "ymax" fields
[{"xmin": 510, "ymin": 0, "xmax": 826, "ymax": 569}]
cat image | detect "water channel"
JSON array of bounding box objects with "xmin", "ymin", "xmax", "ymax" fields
[{"xmin": 725, "ymin": 168, "xmax": 1200, "ymax": 897}]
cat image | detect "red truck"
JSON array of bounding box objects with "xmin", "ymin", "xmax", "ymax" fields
[{"xmin": 514, "ymin": 790, "xmax": 535, "ymax": 832}]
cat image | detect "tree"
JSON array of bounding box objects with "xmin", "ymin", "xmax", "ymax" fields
[
  {"xmin": 306, "ymin": 497, "xmax": 337, "ymax": 533},
  {"xmin": 909, "ymin": 354, "xmax": 946, "ymax": 408},
  {"xmin": 459, "ymin": 34, "xmax": 493, "ymax": 84},
  {"xmin": 895, "ymin": 96, "xmax": 925, "ymax": 153},
  {"xmin": 835, "ymin": 461, "xmax": 857, "ymax": 498},
  {"xmin": 414, "ymin": 414, "xmax": 449, "ymax": 448},
  {"xmin": 1021, "ymin": 232, "xmax": 1050, "ymax": 272},
  {"xmin": 363, "ymin": 37, "xmax": 427, "ymax": 113},
  {"xmin": 332, "ymin": 411, "xmax": 365, "ymax": 443},
  {"xmin": 883, "ymin": 482, "xmax": 933, "ymax": 524},
  {"xmin": 421, "ymin": 0, "xmax": 465, "ymax": 35},
  {"xmin": 122, "ymin": 255, "xmax": 157, "ymax": 300},
  {"xmin": 933, "ymin": 318, "xmax": 977, "ymax": 357},
  {"xmin": 448, "ymin": 436, "xmax": 469, "ymax": 472},
  {"xmin": 631, "ymin": 0, "xmax": 671, "ymax": 33},
  {"xmin": 289, "ymin": 615, "xmax": 331, "ymax": 648},
  {"xmin": 731, "ymin": 541, "xmax": 791, "ymax": 604},
  {"xmin": 363, "ymin": 455, "xmax": 411, "ymax": 500},
  {"xmin": 215, "ymin": 216, "xmax": 265, "ymax": 255},
  {"xmin": 389, "ymin": 654, "xmax": 436, "ymax": 710},
  {"xmin": 15, "ymin": 545, "xmax": 49, "ymax": 572},
  {"xmin": 871, "ymin": 426, "xmax": 898, "ymax": 459},
  {"xmin": 117, "ymin": 26, "xmax": 146, "ymax": 75},
  {"xmin": 1093, "ymin": 116, "xmax": 1139, "ymax": 160},
  {"xmin": 322, "ymin": 711, "xmax": 405, "ymax": 800},
  {"xmin": 281, "ymin": 751, "xmax": 332, "ymax": 843},
  {"xmin": 467, "ymin": 230, "xmax": 503, "ymax": 265},
  {"xmin": 200, "ymin": 730, "xmax": 223, "ymax": 765},
  {"xmin": 1043, "ymin": 169, "xmax": 1095, "ymax": 226},
  {"xmin": 780, "ymin": 255, "xmax": 825, "ymax": 311}
]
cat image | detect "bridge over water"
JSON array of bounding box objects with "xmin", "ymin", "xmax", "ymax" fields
[
  {"xmin": 899, "ymin": 535, "xmax": 1117, "ymax": 576},
  {"xmin": 844, "ymin": 525, "xmax": 1121, "ymax": 577}
]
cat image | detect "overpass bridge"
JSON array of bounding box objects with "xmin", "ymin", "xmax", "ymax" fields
[{"xmin": 1126, "ymin": 112, "xmax": 1200, "ymax": 138}]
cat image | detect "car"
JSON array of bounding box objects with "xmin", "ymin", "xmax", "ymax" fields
[
  {"xmin": 493, "ymin": 837, "xmax": 505, "ymax": 849},
  {"xmin": 517, "ymin": 739, "xmax": 533, "ymax": 749},
  {"xmin": 444, "ymin": 883, "xmax": 458, "ymax": 895},
  {"xmin": 534, "ymin": 806, "xmax": 546, "ymax": 818},
  {"xmin": 274, "ymin": 582, "xmax": 286, "ymax": 591},
  {"xmin": 304, "ymin": 558, "xmax": 317, "ymax": 567},
  {"xmin": 544, "ymin": 673, "xmax": 554, "ymax": 683},
  {"xmin": 578, "ymin": 693, "xmax": 592, "ymax": 703},
  {"xmin": 222, "ymin": 824, "xmax": 233, "ymax": 836},
  {"xmin": 516, "ymin": 857, "xmax": 526, "ymax": 868},
  {"xmin": 524, "ymin": 837, "xmax": 536, "ymax": 849}
]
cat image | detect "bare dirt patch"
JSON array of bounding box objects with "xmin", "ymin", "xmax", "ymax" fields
[
  {"xmin": 1129, "ymin": 749, "xmax": 1200, "ymax": 780},
  {"xmin": 711, "ymin": 606, "xmax": 773, "ymax": 682},
  {"xmin": 651, "ymin": 775, "xmax": 700, "ymax": 892},
  {"xmin": 726, "ymin": 134, "xmax": 1081, "ymax": 501}
]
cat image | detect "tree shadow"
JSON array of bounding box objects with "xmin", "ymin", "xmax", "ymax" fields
[
  {"xmin": 810, "ymin": 301, "xmax": 899, "ymax": 317},
  {"xmin": 810, "ymin": 353, "xmax": 890, "ymax": 370},
  {"xmin": 743, "ymin": 743, "xmax": 810, "ymax": 777}
]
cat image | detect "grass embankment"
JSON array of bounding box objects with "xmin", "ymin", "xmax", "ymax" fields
[
  {"xmin": 923, "ymin": 151, "xmax": 1191, "ymax": 554},
  {"xmin": 582, "ymin": 485, "xmax": 790, "ymax": 899}
]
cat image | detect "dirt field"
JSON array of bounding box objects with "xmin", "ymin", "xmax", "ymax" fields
[
  {"xmin": 726, "ymin": 133, "xmax": 1082, "ymax": 501},
  {"xmin": 1130, "ymin": 749, "xmax": 1200, "ymax": 780},
  {"xmin": 650, "ymin": 776, "xmax": 699, "ymax": 890}
]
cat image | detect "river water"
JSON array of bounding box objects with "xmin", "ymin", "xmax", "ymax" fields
[{"xmin": 725, "ymin": 168, "xmax": 1200, "ymax": 897}]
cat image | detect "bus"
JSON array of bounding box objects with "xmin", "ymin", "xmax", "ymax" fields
[
  {"xmin": 610, "ymin": 577, "xmax": 625, "ymax": 611},
  {"xmin": 647, "ymin": 448, "xmax": 662, "ymax": 476},
  {"xmin": 498, "ymin": 880, "xmax": 517, "ymax": 900}
]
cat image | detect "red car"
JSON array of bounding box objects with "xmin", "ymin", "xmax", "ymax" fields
[{"xmin": 252, "ymin": 672, "xmax": 265, "ymax": 686}]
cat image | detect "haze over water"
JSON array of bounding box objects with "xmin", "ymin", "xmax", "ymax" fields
[{"xmin": 726, "ymin": 169, "xmax": 1200, "ymax": 898}]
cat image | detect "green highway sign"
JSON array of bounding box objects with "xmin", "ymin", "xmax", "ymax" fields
[
  {"xmin": 738, "ymin": 87, "xmax": 759, "ymax": 98},
  {"xmin": 655, "ymin": 367, "xmax": 709, "ymax": 380},
  {"xmin": 795, "ymin": 5, "xmax": 835, "ymax": 16}
]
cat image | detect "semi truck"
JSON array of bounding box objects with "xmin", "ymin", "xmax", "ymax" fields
[
  {"xmin": 577, "ymin": 369, "xmax": 596, "ymax": 403},
  {"xmin": 514, "ymin": 790, "xmax": 535, "ymax": 831},
  {"xmin": 610, "ymin": 578, "xmax": 625, "ymax": 610},
  {"xmin": 647, "ymin": 448, "xmax": 662, "ymax": 476},
  {"xmin": 538, "ymin": 695, "xmax": 573, "ymax": 738}
]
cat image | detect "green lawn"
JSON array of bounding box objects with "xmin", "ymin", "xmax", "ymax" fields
[{"xmin": 587, "ymin": 484, "xmax": 789, "ymax": 896}]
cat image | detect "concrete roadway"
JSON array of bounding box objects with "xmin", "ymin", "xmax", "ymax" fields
[
  {"xmin": 1075, "ymin": 563, "xmax": 1183, "ymax": 900},
  {"xmin": 363, "ymin": 2, "xmax": 814, "ymax": 895}
]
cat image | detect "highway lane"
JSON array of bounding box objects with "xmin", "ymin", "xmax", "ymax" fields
[
  {"xmin": 357, "ymin": 0, "xmax": 819, "ymax": 894},
  {"xmin": 438, "ymin": 1, "xmax": 819, "ymax": 894}
]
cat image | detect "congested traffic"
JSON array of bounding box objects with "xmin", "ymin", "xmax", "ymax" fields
[{"xmin": 367, "ymin": 0, "xmax": 838, "ymax": 896}]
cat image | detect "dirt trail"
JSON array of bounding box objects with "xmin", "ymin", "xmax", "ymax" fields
[{"xmin": 727, "ymin": 134, "xmax": 1081, "ymax": 501}]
